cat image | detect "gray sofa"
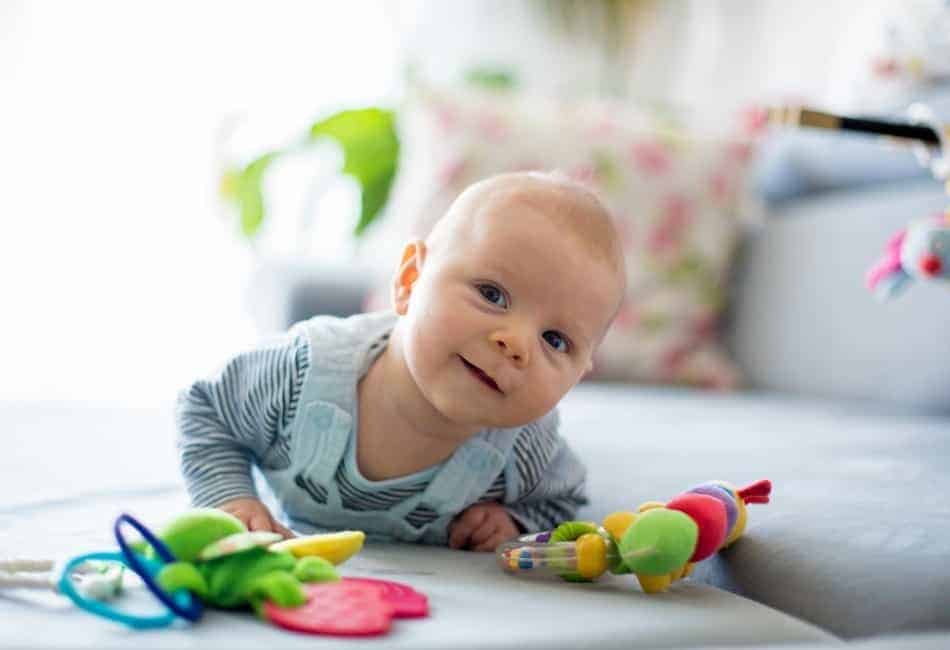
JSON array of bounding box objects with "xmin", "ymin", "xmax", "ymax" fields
[{"xmin": 1, "ymin": 172, "xmax": 948, "ymax": 648}]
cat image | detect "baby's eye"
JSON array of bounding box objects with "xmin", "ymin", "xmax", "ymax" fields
[
  {"xmin": 542, "ymin": 330, "xmax": 569, "ymax": 353},
  {"xmin": 477, "ymin": 283, "xmax": 508, "ymax": 308}
]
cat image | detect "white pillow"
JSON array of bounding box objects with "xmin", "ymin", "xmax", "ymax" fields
[{"xmin": 362, "ymin": 85, "xmax": 759, "ymax": 388}]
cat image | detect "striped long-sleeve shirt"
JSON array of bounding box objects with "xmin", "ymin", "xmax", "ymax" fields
[{"xmin": 176, "ymin": 317, "xmax": 588, "ymax": 535}]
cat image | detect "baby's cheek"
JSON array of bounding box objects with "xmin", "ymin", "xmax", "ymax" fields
[{"xmin": 533, "ymin": 370, "xmax": 574, "ymax": 409}]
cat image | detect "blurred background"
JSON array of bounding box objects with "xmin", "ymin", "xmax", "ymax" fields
[{"xmin": 3, "ymin": 0, "xmax": 949, "ymax": 410}]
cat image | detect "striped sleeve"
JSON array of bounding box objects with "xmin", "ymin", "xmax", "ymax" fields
[
  {"xmin": 175, "ymin": 332, "xmax": 310, "ymax": 508},
  {"xmin": 502, "ymin": 411, "xmax": 589, "ymax": 532}
]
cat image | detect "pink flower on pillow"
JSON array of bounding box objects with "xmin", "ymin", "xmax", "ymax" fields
[
  {"xmin": 739, "ymin": 105, "xmax": 769, "ymax": 137},
  {"xmin": 612, "ymin": 215, "xmax": 636, "ymax": 248},
  {"xmin": 476, "ymin": 111, "xmax": 510, "ymax": 141},
  {"xmin": 727, "ymin": 141, "xmax": 754, "ymax": 163},
  {"xmin": 629, "ymin": 141, "xmax": 671, "ymax": 175},
  {"xmin": 648, "ymin": 196, "xmax": 693, "ymax": 254},
  {"xmin": 515, "ymin": 159, "xmax": 544, "ymax": 172},
  {"xmin": 710, "ymin": 170, "xmax": 733, "ymax": 203},
  {"xmin": 691, "ymin": 310, "xmax": 719, "ymax": 340},
  {"xmin": 568, "ymin": 163, "xmax": 596, "ymax": 184},
  {"xmin": 660, "ymin": 341, "xmax": 692, "ymax": 378},
  {"xmin": 587, "ymin": 117, "xmax": 617, "ymax": 138},
  {"xmin": 613, "ymin": 304, "xmax": 640, "ymax": 330},
  {"xmin": 433, "ymin": 102, "xmax": 459, "ymax": 133},
  {"xmin": 871, "ymin": 56, "xmax": 901, "ymax": 78},
  {"xmin": 438, "ymin": 157, "xmax": 468, "ymax": 188}
]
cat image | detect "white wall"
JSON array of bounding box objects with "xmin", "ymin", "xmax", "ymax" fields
[
  {"xmin": 1, "ymin": 1, "xmax": 398, "ymax": 406},
  {"xmin": 0, "ymin": 0, "xmax": 894, "ymax": 406},
  {"xmin": 398, "ymin": 0, "xmax": 893, "ymax": 119}
]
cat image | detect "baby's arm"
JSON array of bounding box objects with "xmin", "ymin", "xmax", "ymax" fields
[
  {"xmin": 175, "ymin": 332, "xmax": 309, "ymax": 535},
  {"xmin": 450, "ymin": 412, "xmax": 588, "ymax": 551}
]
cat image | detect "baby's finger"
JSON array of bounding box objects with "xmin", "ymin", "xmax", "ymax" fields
[
  {"xmin": 469, "ymin": 520, "xmax": 498, "ymax": 547},
  {"xmin": 271, "ymin": 517, "xmax": 295, "ymax": 539},
  {"xmin": 471, "ymin": 532, "xmax": 506, "ymax": 553},
  {"xmin": 460, "ymin": 506, "xmax": 488, "ymax": 528},
  {"xmin": 449, "ymin": 519, "xmax": 474, "ymax": 549},
  {"xmin": 449, "ymin": 508, "xmax": 488, "ymax": 548},
  {"xmin": 248, "ymin": 511, "xmax": 273, "ymax": 532}
]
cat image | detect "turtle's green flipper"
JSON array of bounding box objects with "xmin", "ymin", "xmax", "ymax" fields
[
  {"xmin": 245, "ymin": 571, "xmax": 306, "ymax": 615},
  {"xmin": 157, "ymin": 562, "xmax": 209, "ymax": 600},
  {"xmin": 293, "ymin": 556, "xmax": 339, "ymax": 583}
]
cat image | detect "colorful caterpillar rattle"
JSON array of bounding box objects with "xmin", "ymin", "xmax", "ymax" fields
[{"xmin": 496, "ymin": 479, "xmax": 772, "ymax": 593}]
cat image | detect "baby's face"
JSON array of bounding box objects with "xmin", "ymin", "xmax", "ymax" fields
[{"xmin": 398, "ymin": 193, "xmax": 622, "ymax": 432}]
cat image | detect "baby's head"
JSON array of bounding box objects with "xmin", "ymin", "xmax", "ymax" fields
[{"xmin": 390, "ymin": 172, "xmax": 626, "ymax": 430}]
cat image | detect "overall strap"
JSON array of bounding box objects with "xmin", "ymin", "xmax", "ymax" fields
[
  {"xmin": 290, "ymin": 311, "xmax": 397, "ymax": 413},
  {"xmin": 419, "ymin": 427, "xmax": 519, "ymax": 515},
  {"xmin": 284, "ymin": 311, "xmax": 397, "ymax": 493},
  {"xmin": 293, "ymin": 401, "xmax": 353, "ymax": 487}
]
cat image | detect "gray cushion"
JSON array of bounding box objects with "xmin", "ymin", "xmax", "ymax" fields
[
  {"xmin": 5, "ymin": 383, "xmax": 947, "ymax": 647},
  {"xmin": 562, "ymin": 385, "xmax": 950, "ymax": 638},
  {"xmin": 729, "ymin": 177, "xmax": 950, "ymax": 412},
  {"xmin": 682, "ymin": 631, "xmax": 949, "ymax": 650},
  {"xmin": 0, "ymin": 401, "xmax": 832, "ymax": 650},
  {"xmin": 753, "ymin": 131, "xmax": 926, "ymax": 205}
]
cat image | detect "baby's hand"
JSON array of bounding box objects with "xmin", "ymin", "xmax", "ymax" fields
[
  {"xmin": 449, "ymin": 502, "xmax": 519, "ymax": 552},
  {"xmin": 217, "ymin": 497, "xmax": 294, "ymax": 539}
]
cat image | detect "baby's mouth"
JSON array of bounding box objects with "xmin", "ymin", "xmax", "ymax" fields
[{"xmin": 458, "ymin": 355, "xmax": 503, "ymax": 394}]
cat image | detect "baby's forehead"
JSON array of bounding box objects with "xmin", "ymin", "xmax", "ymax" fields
[
  {"xmin": 479, "ymin": 181, "xmax": 622, "ymax": 268},
  {"xmin": 429, "ymin": 173, "xmax": 627, "ymax": 313},
  {"xmin": 469, "ymin": 180, "xmax": 606, "ymax": 243}
]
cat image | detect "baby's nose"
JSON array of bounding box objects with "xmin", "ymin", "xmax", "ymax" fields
[{"xmin": 490, "ymin": 331, "xmax": 529, "ymax": 366}]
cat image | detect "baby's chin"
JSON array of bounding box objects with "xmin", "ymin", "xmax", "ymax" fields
[{"xmin": 431, "ymin": 395, "xmax": 550, "ymax": 433}]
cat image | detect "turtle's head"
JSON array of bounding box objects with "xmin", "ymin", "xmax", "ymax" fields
[{"xmin": 156, "ymin": 508, "xmax": 246, "ymax": 562}]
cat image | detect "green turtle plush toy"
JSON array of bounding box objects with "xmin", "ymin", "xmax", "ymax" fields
[{"xmin": 142, "ymin": 509, "xmax": 343, "ymax": 615}]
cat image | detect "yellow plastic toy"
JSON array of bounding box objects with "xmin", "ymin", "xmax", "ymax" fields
[{"xmin": 271, "ymin": 531, "xmax": 365, "ymax": 565}]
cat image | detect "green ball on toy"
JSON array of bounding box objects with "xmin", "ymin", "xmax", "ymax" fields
[
  {"xmin": 619, "ymin": 508, "xmax": 698, "ymax": 576},
  {"xmin": 157, "ymin": 508, "xmax": 245, "ymax": 563}
]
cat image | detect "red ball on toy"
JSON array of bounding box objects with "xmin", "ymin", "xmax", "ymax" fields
[{"xmin": 666, "ymin": 493, "xmax": 728, "ymax": 562}]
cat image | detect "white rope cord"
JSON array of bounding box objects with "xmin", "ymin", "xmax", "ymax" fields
[
  {"xmin": 0, "ymin": 559, "xmax": 59, "ymax": 592},
  {"xmin": 0, "ymin": 559, "xmax": 55, "ymax": 573},
  {"xmin": 0, "ymin": 572, "xmax": 55, "ymax": 591},
  {"xmin": 0, "ymin": 559, "xmax": 125, "ymax": 600}
]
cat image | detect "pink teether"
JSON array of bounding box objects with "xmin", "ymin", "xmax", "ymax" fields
[
  {"xmin": 264, "ymin": 581, "xmax": 394, "ymax": 636},
  {"xmin": 342, "ymin": 577, "xmax": 430, "ymax": 618}
]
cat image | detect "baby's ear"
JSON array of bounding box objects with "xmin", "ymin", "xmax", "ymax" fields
[{"xmin": 391, "ymin": 239, "xmax": 426, "ymax": 315}]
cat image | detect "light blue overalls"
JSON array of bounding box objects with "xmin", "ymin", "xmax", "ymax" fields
[{"xmin": 262, "ymin": 311, "xmax": 522, "ymax": 544}]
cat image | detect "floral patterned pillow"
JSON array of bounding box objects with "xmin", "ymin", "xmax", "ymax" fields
[{"xmin": 365, "ymin": 85, "xmax": 761, "ymax": 389}]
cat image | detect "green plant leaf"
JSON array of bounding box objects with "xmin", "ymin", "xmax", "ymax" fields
[
  {"xmin": 464, "ymin": 66, "xmax": 517, "ymax": 90},
  {"xmin": 308, "ymin": 108, "xmax": 399, "ymax": 235},
  {"xmin": 223, "ymin": 152, "xmax": 279, "ymax": 238},
  {"xmin": 221, "ymin": 107, "xmax": 398, "ymax": 241}
]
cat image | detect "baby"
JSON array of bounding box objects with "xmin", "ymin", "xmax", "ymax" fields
[{"xmin": 176, "ymin": 171, "xmax": 626, "ymax": 551}]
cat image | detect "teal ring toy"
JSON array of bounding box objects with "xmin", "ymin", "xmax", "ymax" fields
[{"xmin": 57, "ymin": 551, "xmax": 180, "ymax": 629}]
